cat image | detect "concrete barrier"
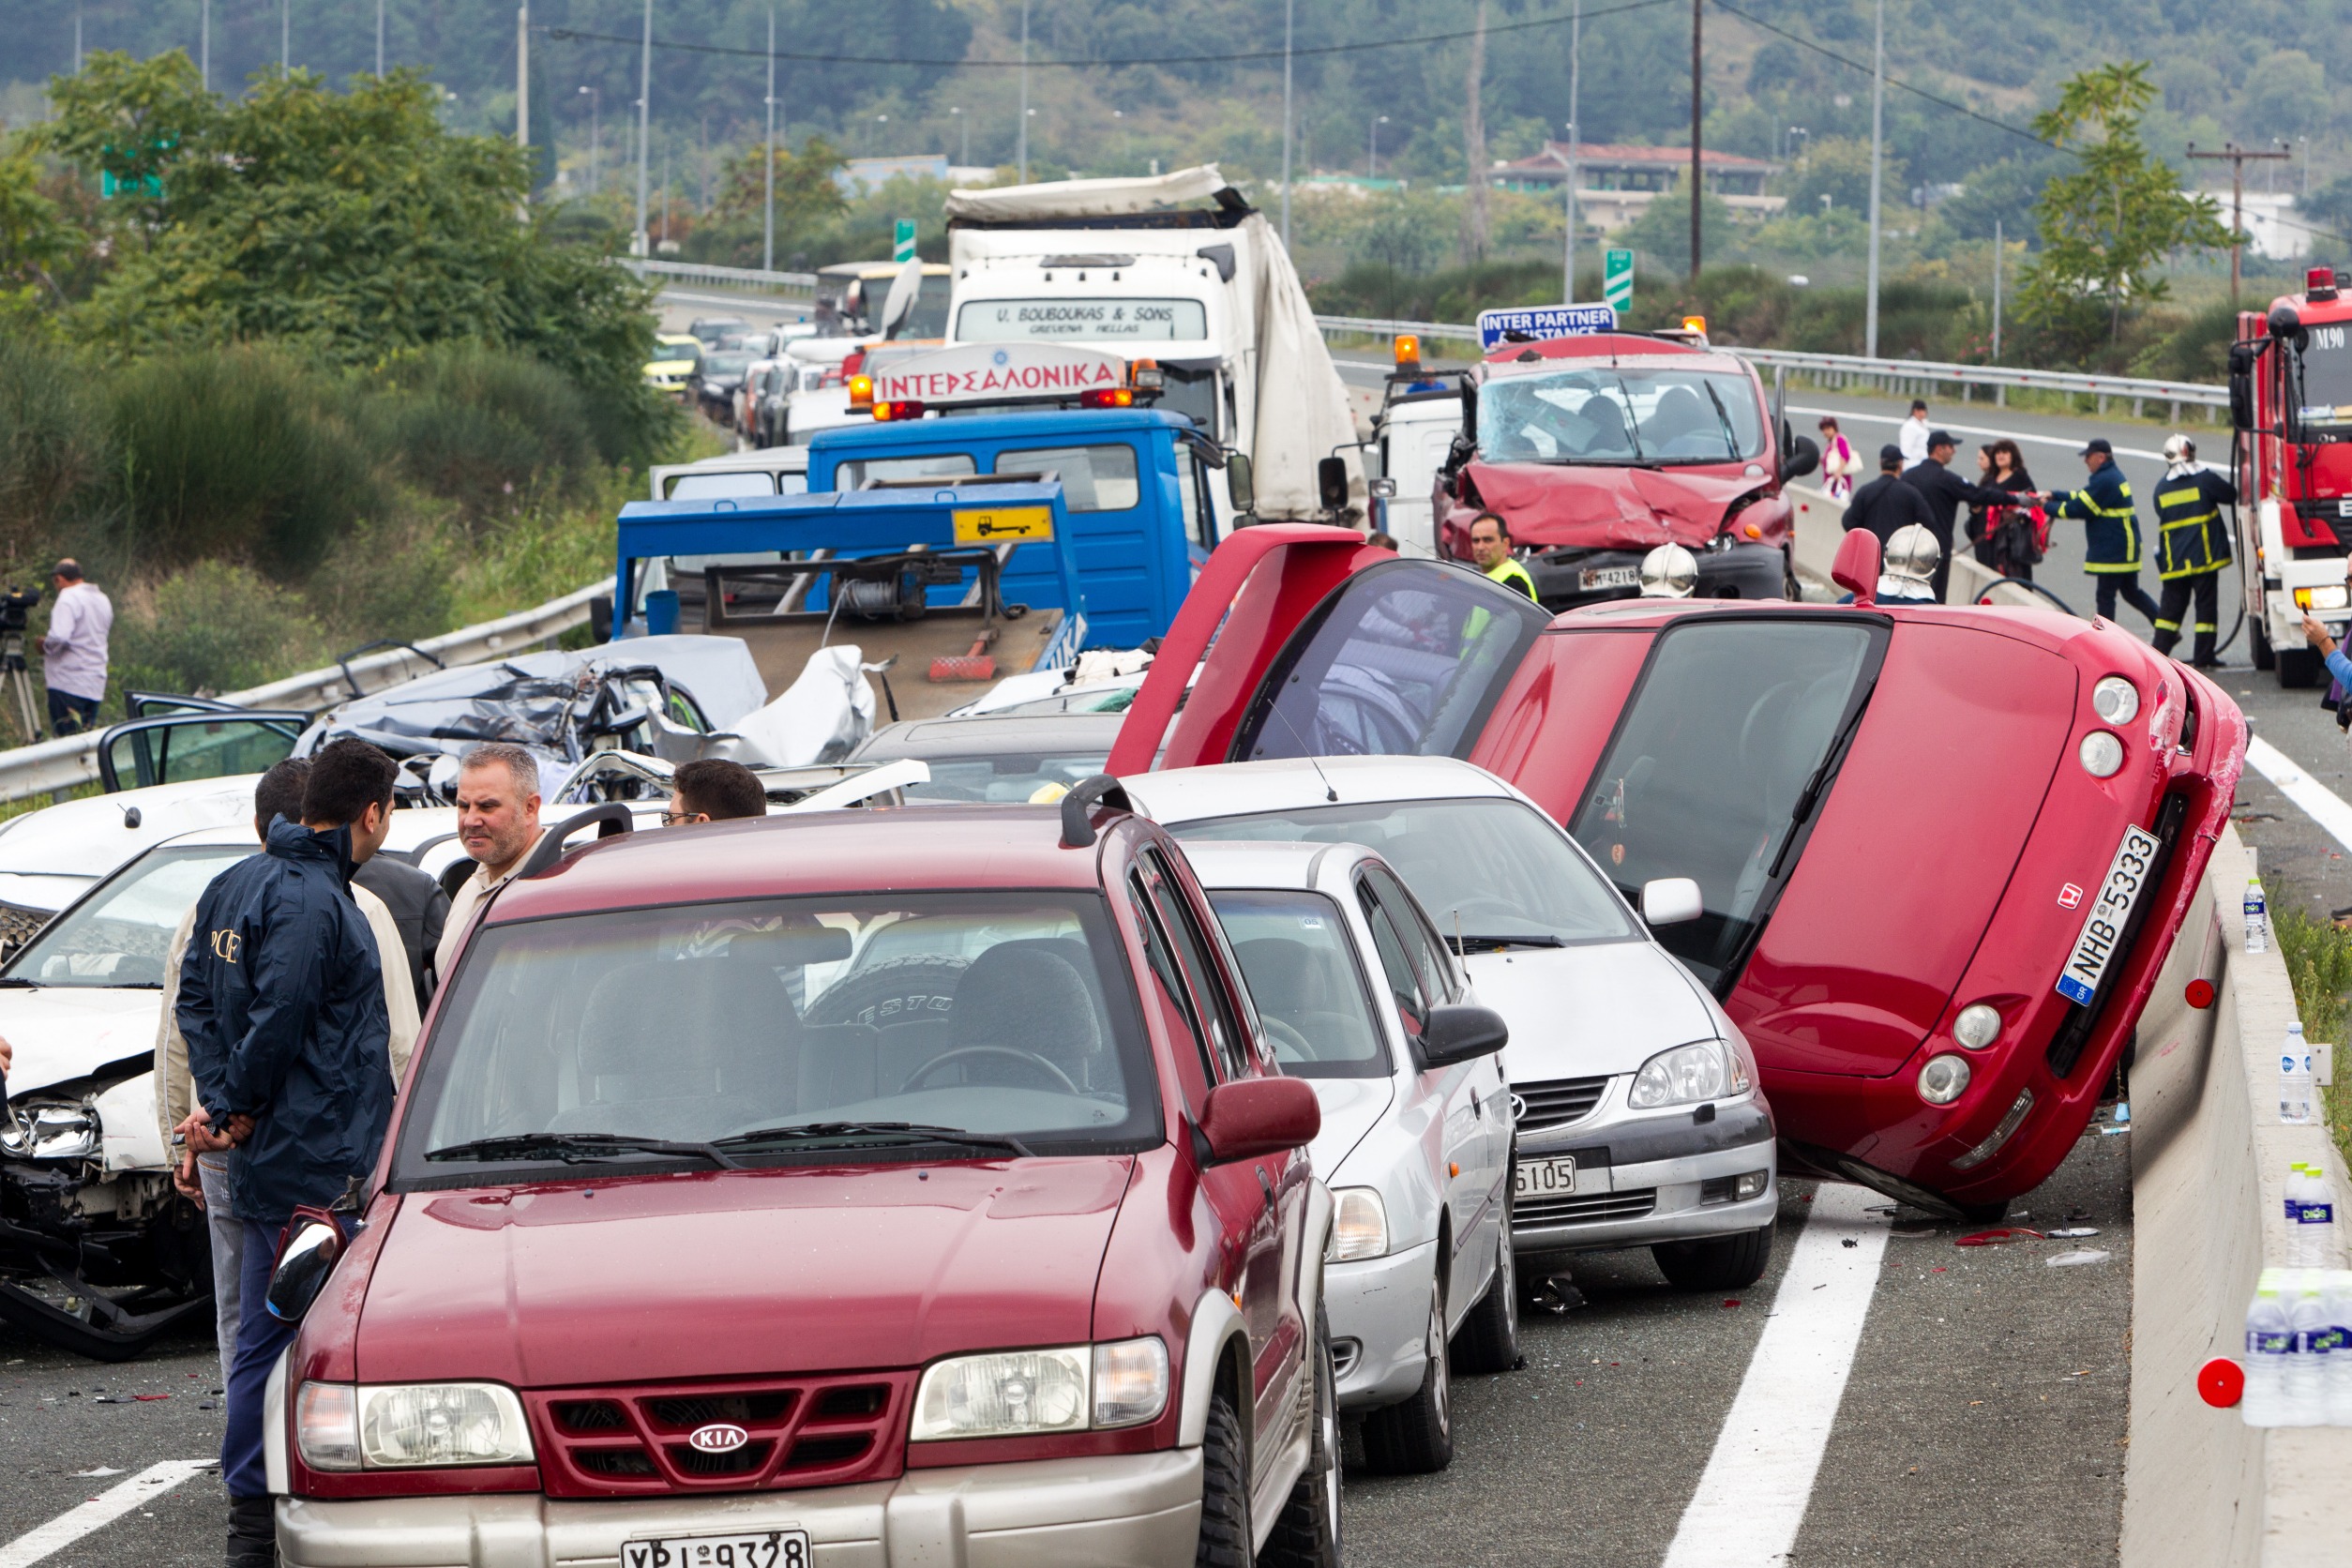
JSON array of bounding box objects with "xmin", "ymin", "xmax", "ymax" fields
[
  {"xmin": 2123, "ymin": 825, "xmax": 2352, "ymax": 1565},
  {"xmin": 1783, "ymin": 483, "xmax": 1999, "ymax": 603}
]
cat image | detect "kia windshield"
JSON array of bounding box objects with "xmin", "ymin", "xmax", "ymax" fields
[
  {"xmin": 397, "ymin": 893, "xmax": 1159, "ymax": 1181},
  {"xmin": 1173, "ymin": 797, "xmax": 1636, "ymax": 948},
  {"xmin": 1478, "ymin": 366, "xmax": 1764, "ymax": 465},
  {"xmin": 1567, "ymin": 616, "xmax": 1887, "ymax": 990},
  {"xmin": 7, "ymin": 845, "xmax": 254, "ymax": 989}
]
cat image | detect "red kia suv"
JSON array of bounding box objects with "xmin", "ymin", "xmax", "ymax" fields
[{"xmin": 264, "ymin": 788, "xmax": 1339, "ymax": 1568}]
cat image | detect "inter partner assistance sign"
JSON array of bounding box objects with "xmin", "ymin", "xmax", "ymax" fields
[
  {"xmin": 1474, "ymin": 304, "xmax": 1618, "ymax": 353},
  {"xmin": 870, "ymin": 343, "xmax": 1128, "ymax": 407}
]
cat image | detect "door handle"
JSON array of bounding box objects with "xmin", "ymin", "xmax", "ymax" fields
[
  {"xmin": 1258, "ymin": 1168, "xmax": 1276, "ymax": 1204},
  {"xmin": 1470, "ymin": 1087, "xmax": 1483, "ymax": 1118}
]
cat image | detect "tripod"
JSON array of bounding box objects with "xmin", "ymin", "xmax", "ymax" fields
[{"xmin": 1, "ymin": 631, "xmax": 41, "ymax": 743}]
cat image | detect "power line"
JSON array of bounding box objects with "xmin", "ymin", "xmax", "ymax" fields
[{"xmin": 535, "ymin": 0, "xmax": 1676, "ymax": 71}]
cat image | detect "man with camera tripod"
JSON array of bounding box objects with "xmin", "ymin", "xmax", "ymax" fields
[{"xmin": 39, "ymin": 560, "xmax": 111, "ymax": 736}]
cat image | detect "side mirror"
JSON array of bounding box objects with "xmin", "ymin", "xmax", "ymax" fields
[
  {"xmin": 1414, "ymin": 1003, "xmax": 1509, "ymax": 1070},
  {"xmin": 1782, "ymin": 433, "xmax": 1820, "ymax": 480},
  {"xmin": 1640, "ymin": 877, "xmax": 1704, "ymax": 927},
  {"xmin": 264, "ymin": 1212, "xmax": 346, "ymax": 1323},
  {"xmin": 1199, "ymin": 1076, "xmax": 1320, "ymax": 1164},
  {"xmin": 1317, "ymin": 456, "xmax": 1350, "ymax": 513},
  {"xmin": 1225, "ymin": 452, "xmax": 1257, "ymax": 515}
]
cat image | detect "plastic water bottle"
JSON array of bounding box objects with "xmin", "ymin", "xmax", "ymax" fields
[
  {"xmin": 2287, "ymin": 1274, "xmax": 2332, "ymax": 1425},
  {"xmin": 2327, "ymin": 1272, "xmax": 2352, "ymax": 1426},
  {"xmin": 2282, "ymin": 1024, "xmax": 2314, "ymax": 1124},
  {"xmin": 2246, "ymin": 876, "xmax": 2269, "ymax": 953},
  {"xmin": 2245, "ymin": 1274, "xmax": 2293, "ymax": 1425},
  {"xmin": 2297, "ymin": 1165, "xmax": 2338, "ymax": 1268}
]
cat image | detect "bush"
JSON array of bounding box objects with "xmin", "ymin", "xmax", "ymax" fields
[
  {"xmin": 305, "ymin": 513, "xmax": 456, "ymax": 646},
  {"xmin": 104, "ymin": 346, "xmax": 382, "ymax": 576},
  {"xmin": 0, "ymin": 336, "xmax": 105, "ymax": 561},
  {"xmin": 369, "ymin": 344, "xmax": 598, "ymax": 517},
  {"xmin": 112, "ymin": 560, "xmax": 324, "ymax": 697}
]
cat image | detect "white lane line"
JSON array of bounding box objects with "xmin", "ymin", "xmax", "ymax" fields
[
  {"xmin": 0, "ymin": 1460, "xmax": 214, "ymax": 1568},
  {"xmin": 1788, "ymin": 402, "xmax": 2164, "ymax": 462},
  {"xmin": 1660, "ymin": 1183, "xmax": 1892, "ymax": 1568},
  {"xmin": 2245, "ymin": 735, "xmax": 2352, "ymax": 857}
]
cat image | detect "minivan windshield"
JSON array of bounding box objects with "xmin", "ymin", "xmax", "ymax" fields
[
  {"xmin": 401, "ymin": 893, "xmax": 1158, "ymax": 1177},
  {"xmin": 9, "ymin": 845, "xmax": 253, "ymax": 988},
  {"xmin": 1568, "ymin": 616, "xmax": 1885, "ymax": 989},
  {"xmin": 1173, "ymin": 797, "xmax": 1636, "ymax": 948},
  {"xmin": 1478, "ymin": 366, "xmax": 1764, "ymax": 465}
]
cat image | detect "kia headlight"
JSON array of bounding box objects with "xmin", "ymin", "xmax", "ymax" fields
[
  {"xmin": 296, "ymin": 1381, "xmax": 534, "ymax": 1470},
  {"xmin": 1629, "ymin": 1041, "xmax": 1736, "ymax": 1108},
  {"xmin": 1329, "ymin": 1187, "xmax": 1389, "ymax": 1262},
  {"xmin": 911, "ymin": 1337, "xmax": 1169, "ymax": 1440},
  {"xmin": 0, "ymin": 1103, "xmax": 98, "ymax": 1161}
]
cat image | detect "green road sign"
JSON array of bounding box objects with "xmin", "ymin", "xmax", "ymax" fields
[
  {"xmin": 100, "ymin": 170, "xmax": 164, "ymax": 199},
  {"xmin": 894, "ymin": 219, "xmax": 917, "ymax": 263},
  {"xmin": 1604, "ymin": 249, "xmax": 1634, "ymax": 314}
]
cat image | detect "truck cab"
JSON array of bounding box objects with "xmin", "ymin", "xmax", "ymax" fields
[{"xmin": 2231, "ymin": 265, "xmax": 2352, "ymax": 686}]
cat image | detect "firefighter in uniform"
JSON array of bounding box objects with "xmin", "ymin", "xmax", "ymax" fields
[
  {"xmin": 2149, "ymin": 433, "xmax": 2236, "ymax": 667},
  {"xmin": 2044, "ymin": 437, "xmax": 2162, "ymax": 631},
  {"xmin": 1468, "ymin": 511, "xmax": 1539, "ymax": 600}
]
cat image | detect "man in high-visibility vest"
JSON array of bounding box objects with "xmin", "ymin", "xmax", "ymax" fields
[
  {"xmin": 2149, "ymin": 433, "xmax": 2236, "ymax": 668},
  {"xmin": 1468, "ymin": 512, "xmax": 1539, "ymax": 601},
  {"xmin": 2044, "ymin": 438, "xmax": 2161, "ymax": 632}
]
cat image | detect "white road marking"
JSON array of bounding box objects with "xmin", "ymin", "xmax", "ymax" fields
[
  {"xmin": 1788, "ymin": 402, "xmax": 2164, "ymax": 462},
  {"xmin": 0, "ymin": 1460, "xmax": 214, "ymax": 1568},
  {"xmin": 1660, "ymin": 1183, "xmax": 1892, "ymax": 1568},
  {"xmin": 2245, "ymin": 735, "xmax": 2352, "ymax": 856}
]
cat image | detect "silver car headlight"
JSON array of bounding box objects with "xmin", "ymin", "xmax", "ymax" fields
[
  {"xmin": 297, "ymin": 1381, "xmax": 535, "ymax": 1470},
  {"xmin": 1329, "ymin": 1187, "xmax": 1389, "ymax": 1261},
  {"xmin": 1628, "ymin": 1041, "xmax": 1734, "ymax": 1108},
  {"xmin": 0, "ymin": 1104, "xmax": 99, "ymax": 1161}
]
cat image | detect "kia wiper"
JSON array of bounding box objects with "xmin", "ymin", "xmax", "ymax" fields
[
  {"xmin": 715, "ymin": 1121, "xmax": 1033, "ymax": 1159},
  {"xmin": 425, "ymin": 1132, "xmax": 742, "ymax": 1169},
  {"xmin": 1448, "ymin": 932, "xmax": 1566, "ymax": 953}
]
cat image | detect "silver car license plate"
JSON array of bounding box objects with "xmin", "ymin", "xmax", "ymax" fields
[
  {"xmin": 1515, "ymin": 1155, "xmax": 1577, "ymax": 1198},
  {"xmin": 1579, "ymin": 565, "xmax": 1640, "ymax": 593},
  {"xmin": 2055, "ymin": 825, "xmax": 2161, "ymax": 1006},
  {"xmin": 623, "ymin": 1531, "xmax": 808, "ymax": 1568}
]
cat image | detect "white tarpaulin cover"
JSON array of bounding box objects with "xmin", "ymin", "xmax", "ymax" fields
[
  {"xmin": 730, "ymin": 646, "xmax": 878, "ymax": 767},
  {"xmin": 943, "ymin": 165, "xmax": 1360, "ymax": 520}
]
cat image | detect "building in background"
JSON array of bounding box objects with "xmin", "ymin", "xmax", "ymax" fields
[{"xmin": 1489, "ymin": 142, "xmax": 1784, "ymax": 232}]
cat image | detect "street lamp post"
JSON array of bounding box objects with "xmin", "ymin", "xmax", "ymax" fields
[
  {"xmin": 1567, "ymin": 0, "xmax": 1581, "ymax": 304},
  {"xmin": 632, "ymin": 0, "xmax": 652, "ymax": 257},
  {"xmin": 580, "ymin": 86, "xmax": 600, "ymax": 197},
  {"xmin": 950, "ymin": 106, "xmax": 967, "ymax": 168},
  {"xmin": 762, "ymin": 8, "xmax": 776, "ymax": 271},
  {"xmin": 1017, "ymin": 0, "xmax": 1031, "ymax": 181},
  {"xmin": 1863, "ymin": 0, "xmax": 1885, "ymax": 357},
  {"xmin": 1368, "ymin": 114, "xmax": 1386, "ymax": 180},
  {"xmin": 1280, "ymin": 0, "xmax": 1295, "ymax": 249}
]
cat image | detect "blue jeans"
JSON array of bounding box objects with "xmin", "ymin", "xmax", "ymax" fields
[
  {"xmin": 45, "ymin": 689, "xmax": 97, "ymax": 735},
  {"xmin": 224, "ymin": 1219, "xmax": 293, "ymax": 1500}
]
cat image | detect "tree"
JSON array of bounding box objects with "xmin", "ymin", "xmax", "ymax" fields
[
  {"xmin": 715, "ymin": 137, "xmax": 851, "ymax": 236},
  {"xmin": 1619, "ymin": 173, "xmax": 1735, "ymax": 277},
  {"xmin": 2023, "ymin": 62, "xmax": 2230, "ymax": 349},
  {"xmin": 0, "ymin": 143, "xmax": 85, "ymax": 314},
  {"xmin": 1786, "ymin": 136, "xmax": 1902, "ymax": 220}
]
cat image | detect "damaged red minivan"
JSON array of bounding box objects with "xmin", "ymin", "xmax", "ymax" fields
[
  {"xmin": 1107, "ymin": 526, "xmax": 2247, "ymax": 1216},
  {"xmin": 264, "ymin": 791, "xmax": 1339, "ymax": 1568}
]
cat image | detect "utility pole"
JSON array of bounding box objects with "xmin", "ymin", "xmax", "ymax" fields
[
  {"xmin": 1991, "ymin": 218, "xmax": 2003, "ymax": 361},
  {"xmin": 2189, "ymin": 143, "xmax": 2293, "ymax": 306},
  {"xmin": 517, "ymin": 8, "xmax": 529, "ymax": 151},
  {"xmin": 1863, "ymin": 0, "xmax": 1884, "ymax": 356},
  {"xmin": 1017, "ymin": 0, "xmax": 1031, "ymax": 182},
  {"xmin": 633, "ymin": 0, "xmax": 652, "ymax": 257},
  {"xmin": 950, "ymin": 105, "xmax": 967, "ymax": 168},
  {"xmin": 763, "ymin": 8, "xmax": 776, "ymax": 272},
  {"xmin": 73, "ymin": 4, "xmax": 81, "ymax": 73},
  {"xmin": 281, "ymin": 0, "xmax": 290, "ymax": 74},
  {"xmin": 201, "ymin": 0, "xmax": 210, "ymax": 89},
  {"xmin": 1280, "ymin": 0, "xmax": 1294, "ymax": 249},
  {"xmin": 1368, "ymin": 114, "xmax": 1384, "ymax": 180},
  {"xmin": 1688, "ymin": 0, "xmax": 1701, "ymax": 279},
  {"xmin": 580, "ymin": 86, "xmax": 600, "ymax": 197},
  {"xmin": 1565, "ymin": 0, "xmax": 1580, "ymax": 304},
  {"xmin": 376, "ymin": 0, "xmax": 385, "ymax": 76}
]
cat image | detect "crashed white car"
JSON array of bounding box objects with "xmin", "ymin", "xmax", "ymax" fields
[
  {"xmin": 1126, "ymin": 755, "xmax": 1781, "ymax": 1290},
  {"xmin": 1184, "ymin": 838, "xmax": 1516, "ymax": 1476}
]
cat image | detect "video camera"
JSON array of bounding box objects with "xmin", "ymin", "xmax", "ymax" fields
[{"xmin": 0, "ymin": 588, "xmax": 39, "ymax": 636}]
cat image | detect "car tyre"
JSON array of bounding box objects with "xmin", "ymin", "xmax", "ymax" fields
[
  {"xmin": 1651, "ymin": 1222, "xmax": 1774, "ymax": 1291},
  {"xmin": 1195, "ymin": 1390, "xmax": 1251, "ymax": 1568},
  {"xmin": 1450, "ymin": 1195, "xmax": 1519, "ymax": 1376},
  {"xmin": 801, "ymin": 954, "xmax": 971, "ymax": 1032},
  {"xmin": 1361, "ymin": 1277, "xmax": 1453, "ymax": 1474},
  {"xmin": 1259, "ymin": 1304, "xmax": 1341, "ymax": 1568}
]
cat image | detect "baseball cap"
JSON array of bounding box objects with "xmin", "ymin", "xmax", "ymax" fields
[
  {"xmin": 48, "ymin": 560, "xmax": 82, "ymax": 581},
  {"xmin": 1877, "ymin": 443, "xmax": 1904, "ymax": 464},
  {"xmin": 2079, "ymin": 437, "xmax": 2113, "ymax": 457},
  {"xmin": 1927, "ymin": 430, "xmax": 1957, "ymax": 448}
]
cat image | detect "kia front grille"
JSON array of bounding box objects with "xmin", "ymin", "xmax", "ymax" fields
[{"xmin": 529, "ymin": 1374, "xmax": 911, "ymax": 1498}]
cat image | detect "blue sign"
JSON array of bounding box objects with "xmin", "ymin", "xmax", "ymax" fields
[{"xmin": 1475, "ymin": 304, "xmax": 1618, "ymax": 352}]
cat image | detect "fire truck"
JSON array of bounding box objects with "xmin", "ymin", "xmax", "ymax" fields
[{"xmin": 2232, "ymin": 264, "xmax": 2352, "ymax": 686}]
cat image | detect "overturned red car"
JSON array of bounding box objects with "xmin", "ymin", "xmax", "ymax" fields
[{"xmin": 1108, "ymin": 526, "xmax": 2246, "ymax": 1215}]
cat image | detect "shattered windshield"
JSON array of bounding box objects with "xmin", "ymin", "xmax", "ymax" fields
[
  {"xmin": 1477, "ymin": 366, "xmax": 1764, "ymax": 465},
  {"xmin": 400, "ymin": 892, "xmax": 1159, "ymax": 1176},
  {"xmin": 8, "ymin": 845, "xmax": 253, "ymax": 989}
]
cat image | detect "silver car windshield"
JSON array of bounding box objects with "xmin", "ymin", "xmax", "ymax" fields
[
  {"xmin": 1171, "ymin": 797, "xmax": 1636, "ymax": 947},
  {"xmin": 1209, "ymin": 890, "xmax": 1390, "ymax": 1079},
  {"xmin": 401, "ymin": 892, "xmax": 1160, "ymax": 1174},
  {"xmin": 7, "ymin": 845, "xmax": 253, "ymax": 989}
]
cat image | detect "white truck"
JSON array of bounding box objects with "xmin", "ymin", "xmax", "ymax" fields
[{"xmin": 942, "ymin": 164, "xmax": 1361, "ymax": 527}]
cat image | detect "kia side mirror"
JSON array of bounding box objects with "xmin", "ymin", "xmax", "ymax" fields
[
  {"xmin": 1414, "ymin": 1003, "xmax": 1510, "ymax": 1070},
  {"xmin": 1641, "ymin": 877, "xmax": 1704, "ymax": 927},
  {"xmin": 1783, "ymin": 433, "xmax": 1820, "ymax": 480},
  {"xmin": 264, "ymin": 1213, "xmax": 346, "ymax": 1323},
  {"xmin": 1225, "ymin": 452, "xmax": 1256, "ymax": 515},
  {"xmin": 1199, "ymin": 1076, "xmax": 1320, "ymax": 1164}
]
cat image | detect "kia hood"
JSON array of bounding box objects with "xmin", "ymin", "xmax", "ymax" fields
[
  {"xmin": 355, "ymin": 1157, "xmax": 1138, "ymax": 1387},
  {"xmin": 1465, "ymin": 941, "xmax": 1718, "ymax": 1081},
  {"xmin": 0, "ymin": 987, "xmax": 165, "ymax": 1094},
  {"xmin": 1463, "ymin": 461, "xmax": 1756, "ymax": 551}
]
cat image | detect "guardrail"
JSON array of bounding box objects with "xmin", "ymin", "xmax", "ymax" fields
[
  {"xmin": 619, "ymin": 257, "xmax": 819, "ymax": 298},
  {"xmin": 0, "ymin": 580, "xmax": 610, "ymax": 805},
  {"xmin": 1312, "ymin": 313, "xmax": 2228, "ymax": 419}
]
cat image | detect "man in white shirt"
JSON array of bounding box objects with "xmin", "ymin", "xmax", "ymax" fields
[
  {"xmin": 433, "ymin": 742, "xmax": 547, "ymax": 986},
  {"xmin": 39, "ymin": 559, "xmax": 112, "ymax": 735},
  {"xmin": 1896, "ymin": 399, "xmax": 1932, "ymax": 472}
]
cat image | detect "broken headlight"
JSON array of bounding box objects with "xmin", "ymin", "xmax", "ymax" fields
[{"xmin": 0, "ymin": 1103, "xmax": 99, "ymax": 1161}]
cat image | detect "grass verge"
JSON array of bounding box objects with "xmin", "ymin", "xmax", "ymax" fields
[{"xmin": 2272, "ymin": 906, "xmax": 2352, "ymax": 1168}]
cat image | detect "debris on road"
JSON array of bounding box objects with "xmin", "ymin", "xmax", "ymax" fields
[
  {"xmin": 1956, "ymin": 1228, "xmax": 2045, "ymax": 1247},
  {"xmin": 2047, "ymin": 1228, "xmax": 2103, "ymax": 1238},
  {"xmin": 2047, "ymin": 1249, "xmax": 2113, "ymax": 1267}
]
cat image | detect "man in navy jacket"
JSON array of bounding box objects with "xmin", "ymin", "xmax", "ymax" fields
[{"xmin": 178, "ymin": 738, "xmax": 398, "ymax": 1568}]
